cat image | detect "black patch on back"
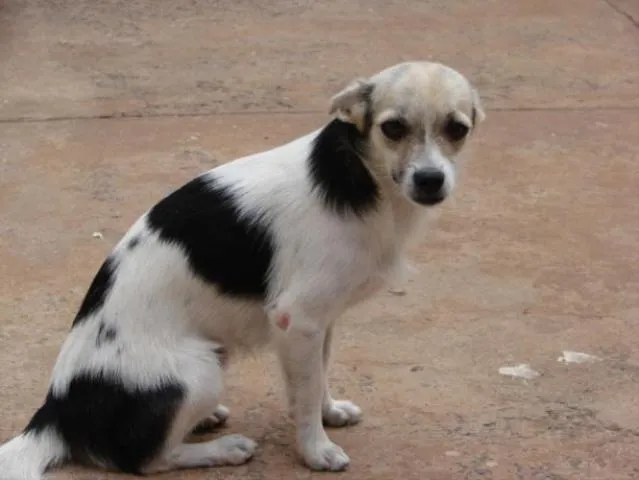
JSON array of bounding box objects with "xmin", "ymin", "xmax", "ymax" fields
[
  {"xmin": 146, "ymin": 175, "xmax": 274, "ymax": 298},
  {"xmin": 25, "ymin": 374, "xmax": 184, "ymax": 474},
  {"xmin": 72, "ymin": 256, "xmax": 118, "ymax": 327},
  {"xmin": 308, "ymin": 118, "xmax": 380, "ymax": 217},
  {"xmin": 96, "ymin": 321, "xmax": 117, "ymax": 347}
]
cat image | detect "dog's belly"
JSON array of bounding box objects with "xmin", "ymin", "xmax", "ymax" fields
[{"xmin": 190, "ymin": 296, "xmax": 272, "ymax": 352}]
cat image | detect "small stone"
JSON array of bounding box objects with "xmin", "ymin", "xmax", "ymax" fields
[
  {"xmin": 557, "ymin": 351, "xmax": 601, "ymax": 364},
  {"xmin": 92, "ymin": 231, "xmax": 104, "ymax": 239},
  {"xmin": 498, "ymin": 363, "xmax": 540, "ymax": 380},
  {"xmin": 388, "ymin": 287, "xmax": 406, "ymax": 296},
  {"xmin": 486, "ymin": 460, "xmax": 498, "ymax": 468},
  {"xmin": 445, "ymin": 450, "xmax": 461, "ymax": 457}
]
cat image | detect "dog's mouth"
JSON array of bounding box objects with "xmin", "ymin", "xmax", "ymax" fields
[{"xmin": 411, "ymin": 192, "xmax": 446, "ymax": 206}]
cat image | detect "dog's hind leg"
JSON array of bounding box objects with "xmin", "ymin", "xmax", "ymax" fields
[
  {"xmin": 146, "ymin": 342, "xmax": 256, "ymax": 473},
  {"xmin": 189, "ymin": 346, "xmax": 231, "ymax": 435}
]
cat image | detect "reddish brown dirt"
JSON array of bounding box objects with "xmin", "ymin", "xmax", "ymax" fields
[{"xmin": 1, "ymin": 1, "xmax": 638, "ymax": 479}]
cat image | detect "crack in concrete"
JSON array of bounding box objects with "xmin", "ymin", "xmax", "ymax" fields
[
  {"xmin": 603, "ymin": 0, "xmax": 639, "ymax": 29},
  {"xmin": 1, "ymin": 105, "xmax": 638, "ymax": 125},
  {"xmin": 0, "ymin": 109, "xmax": 322, "ymax": 124}
]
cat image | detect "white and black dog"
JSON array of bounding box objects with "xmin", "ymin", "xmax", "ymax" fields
[{"xmin": 0, "ymin": 61, "xmax": 484, "ymax": 478}]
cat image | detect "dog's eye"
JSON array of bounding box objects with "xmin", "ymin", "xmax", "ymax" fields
[
  {"xmin": 444, "ymin": 119, "xmax": 469, "ymax": 142},
  {"xmin": 380, "ymin": 119, "xmax": 409, "ymax": 141}
]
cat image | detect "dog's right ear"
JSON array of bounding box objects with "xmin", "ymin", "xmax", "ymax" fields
[{"xmin": 329, "ymin": 78, "xmax": 374, "ymax": 132}]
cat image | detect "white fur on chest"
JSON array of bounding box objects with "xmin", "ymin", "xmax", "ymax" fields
[{"xmin": 214, "ymin": 134, "xmax": 423, "ymax": 320}]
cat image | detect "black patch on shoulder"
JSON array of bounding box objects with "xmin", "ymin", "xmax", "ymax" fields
[
  {"xmin": 96, "ymin": 321, "xmax": 117, "ymax": 347},
  {"xmin": 24, "ymin": 373, "xmax": 184, "ymax": 474},
  {"xmin": 308, "ymin": 119, "xmax": 380, "ymax": 217},
  {"xmin": 127, "ymin": 236, "xmax": 141, "ymax": 251},
  {"xmin": 146, "ymin": 175, "xmax": 274, "ymax": 299},
  {"xmin": 72, "ymin": 256, "xmax": 118, "ymax": 327}
]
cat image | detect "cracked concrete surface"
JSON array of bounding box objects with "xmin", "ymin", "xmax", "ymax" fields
[{"xmin": 1, "ymin": 1, "xmax": 638, "ymax": 479}]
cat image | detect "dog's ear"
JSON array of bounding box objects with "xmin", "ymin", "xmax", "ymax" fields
[
  {"xmin": 329, "ymin": 78, "xmax": 374, "ymax": 132},
  {"xmin": 471, "ymin": 87, "xmax": 486, "ymax": 127}
]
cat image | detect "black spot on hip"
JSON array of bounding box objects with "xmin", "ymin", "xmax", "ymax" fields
[
  {"xmin": 96, "ymin": 321, "xmax": 118, "ymax": 347},
  {"xmin": 24, "ymin": 373, "xmax": 185, "ymax": 474}
]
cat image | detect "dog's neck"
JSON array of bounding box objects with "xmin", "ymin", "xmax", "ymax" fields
[{"xmin": 385, "ymin": 179, "xmax": 428, "ymax": 247}]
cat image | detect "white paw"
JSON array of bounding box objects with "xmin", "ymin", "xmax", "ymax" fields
[
  {"xmin": 302, "ymin": 440, "xmax": 350, "ymax": 471},
  {"xmin": 215, "ymin": 434, "xmax": 258, "ymax": 465},
  {"xmin": 323, "ymin": 399, "xmax": 362, "ymax": 427}
]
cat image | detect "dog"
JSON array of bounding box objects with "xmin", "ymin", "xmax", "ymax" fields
[{"xmin": 0, "ymin": 60, "xmax": 484, "ymax": 478}]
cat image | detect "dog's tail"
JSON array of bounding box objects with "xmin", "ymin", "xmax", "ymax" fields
[{"xmin": 0, "ymin": 414, "xmax": 67, "ymax": 480}]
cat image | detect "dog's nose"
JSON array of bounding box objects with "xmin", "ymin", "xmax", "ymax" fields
[{"xmin": 412, "ymin": 168, "xmax": 445, "ymax": 194}]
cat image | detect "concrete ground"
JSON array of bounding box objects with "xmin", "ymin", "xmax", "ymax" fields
[{"xmin": 1, "ymin": 1, "xmax": 638, "ymax": 479}]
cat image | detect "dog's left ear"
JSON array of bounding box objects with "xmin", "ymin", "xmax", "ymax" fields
[
  {"xmin": 471, "ymin": 87, "xmax": 486, "ymax": 127},
  {"xmin": 329, "ymin": 78, "xmax": 374, "ymax": 132}
]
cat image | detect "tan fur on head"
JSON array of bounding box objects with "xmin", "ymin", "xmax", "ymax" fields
[{"xmin": 329, "ymin": 61, "xmax": 485, "ymax": 207}]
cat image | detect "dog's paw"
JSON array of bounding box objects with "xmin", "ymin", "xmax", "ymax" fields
[
  {"xmin": 323, "ymin": 399, "xmax": 362, "ymax": 427},
  {"xmin": 213, "ymin": 434, "xmax": 257, "ymax": 466},
  {"xmin": 302, "ymin": 440, "xmax": 350, "ymax": 471},
  {"xmin": 191, "ymin": 404, "xmax": 231, "ymax": 434}
]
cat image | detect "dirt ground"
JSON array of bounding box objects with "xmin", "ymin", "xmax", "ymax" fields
[{"xmin": 1, "ymin": 1, "xmax": 638, "ymax": 479}]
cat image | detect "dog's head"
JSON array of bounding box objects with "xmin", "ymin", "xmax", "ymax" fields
[{"xmin": 329, "ymin": 61, "xmax": 485, "ymax": 206}]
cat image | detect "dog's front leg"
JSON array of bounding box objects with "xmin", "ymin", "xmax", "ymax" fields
[
  {"xmin": 321, "ymin": 327, "xmax": 362, "ymax": 427},
  {"xmin": 275, "ymin": 317, "xmax": 350, "ymax": 471}
]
